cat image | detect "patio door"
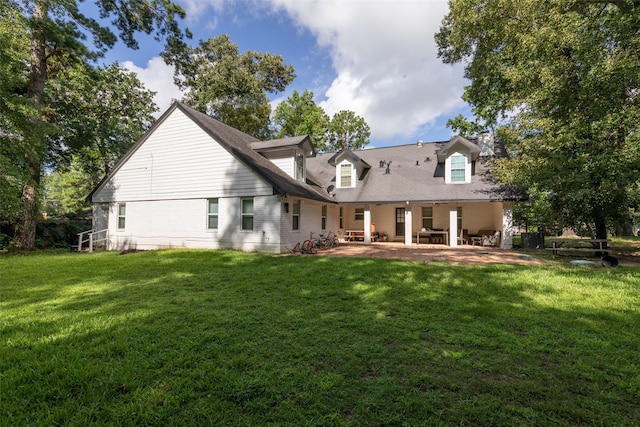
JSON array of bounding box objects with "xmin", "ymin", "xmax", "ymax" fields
[{"xmin": 395, "ymin": 208, "xmax": 405, "ymax": 237}]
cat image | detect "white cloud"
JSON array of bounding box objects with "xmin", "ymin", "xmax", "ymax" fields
[
  {"xmin": 268, "ymin": 0, "xmax": 467, "ymax": 142},
  {"xmin": 122, "ymin": 58, "xmax": 185, "ymax": 117}
]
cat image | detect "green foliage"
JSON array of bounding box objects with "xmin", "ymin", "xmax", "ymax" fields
[
  {"xmin": 172, "ymin": 34, "xmax": 296, "ymax": 139},
  {"xmin": 437, "ymin": 0, "xmax": 640, "ymax": 239},
  {"xmin": 446, "ymin": 114, "xmax": 486, "ymax": 140},
  {"xmin": 1, "ymin": 250, "xmax": 639, "ymax": 424},
  {"xmin": 7, "ymin": 0, "xmax": 187, "ymax": 250},
  {"xmin": 326, "ymin": 110, "xmax": 371, "ymax": 152},
  {"xmin": 273, "ymin": 90, "xmax": 330, "ymax": 151},
  {"xmin": 47, "ymin": 62, "xmax": 157, "ymax": 178}
]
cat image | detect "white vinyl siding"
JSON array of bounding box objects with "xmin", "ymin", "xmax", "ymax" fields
[{"xmin": 92, "ymin": 108, "xmax": 273, "ymax": 202}]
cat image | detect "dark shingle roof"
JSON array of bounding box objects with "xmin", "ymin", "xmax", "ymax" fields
[{"xmin": 306, "ymin": 140, "xmax": 516, "ymax": 204}]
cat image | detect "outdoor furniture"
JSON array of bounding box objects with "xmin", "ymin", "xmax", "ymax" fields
[
  {"xmin": 458, "ymin": 228, "xmax": 469, "ymax": 245},
  {"xmin": 471, "ymin": 230, "xmax": 499, "ymax": 247},
  {"xmin": 416, "ymin": 230, "xmax": 448, "ymax": 245},
  {"xmin": 546, "ymin": 239, "xmax": 611, "ymax": 256},
  {"xmin": 345, "ymin": 230, "xmax": 365, "ymax": 241}
]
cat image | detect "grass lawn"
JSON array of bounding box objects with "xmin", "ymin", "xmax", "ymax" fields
[{"xmin": 1, "ymin": 249, "xmax": 639, "ymax": 426}]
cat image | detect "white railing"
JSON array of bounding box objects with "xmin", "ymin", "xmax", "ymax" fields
[{"xmin": 77, "ymin": 229, "xmax": 109, "ymax": 252}]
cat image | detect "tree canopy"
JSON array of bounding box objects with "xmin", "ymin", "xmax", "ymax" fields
[
  {"xmin": 272, "ymin": 90, "xmax": 330, "ymax": 150},
  {"xmin": 5, "ymin": 0, "xmax": 188, "ymax": 249},
  {"xmin": 170, "ymin": 34, "xmax": 296, "ymax": 140},
  {"xmin": 436, "ymin": 0, "xmax": 640, "ymax": 238}
]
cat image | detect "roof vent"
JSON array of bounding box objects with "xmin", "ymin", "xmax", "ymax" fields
[
  {"xmin": 379, "ymin": 160, "xmax": 385, "ymax": 168},
  {"xmin": 415, "ymin": 161, "xmax": 419, "ymax": 166},
  {"xmin": 385, "ymin": 161, "xmax": 392, "ymax": 175},
  {"xmin": 417, "ymin": 140, "xmax": 424, "ymax": 147}
]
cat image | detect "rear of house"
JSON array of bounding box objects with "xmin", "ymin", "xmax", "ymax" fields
[{"xmin": 88, "ymin": 102, "xmax": 519, "ymax": 253}]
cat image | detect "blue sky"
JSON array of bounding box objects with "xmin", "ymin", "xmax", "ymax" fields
[{"xmin": 97, "ymin": 0, "xmax": 470, "ymax": 147}]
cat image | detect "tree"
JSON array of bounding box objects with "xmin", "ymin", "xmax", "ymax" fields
[
  {"xmin": 170, "ymin": 34, "xmax": 296, "ymax": 139},
  {"xmin": 326, "ymin": 110, "xmax": 371, "ymax": 152},
  {"xmin": 12, "ymin": 0, "xmax": 187, "ymax": 250},
  {"xmin": 436, "ymin": 0, "xmax": 640, "ymax": 239},
  {"xmin": 272, "ymin": 90, "xmax": 330, "ymax": 151},
  {"xmin": 0, "ymin": 0, "xmax": 31, "ymax": 224},
  {"xmin": 446, "ymin": 114, "xmax": 486, "ymax": 140},
  {"xmin": 47, "ymin": 62, "xmax": 158, "ymax": 180}
]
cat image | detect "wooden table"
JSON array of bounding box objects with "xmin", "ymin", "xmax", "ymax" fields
[
  {"xmin": 345, "ymin": 230, "xmax": 365, "ymax": 241},
  {"xmin": 417, "ymin": 230, "xmax": 448, "ymax": 245},
  {"xmin": 547, "ymin": 239, "xmax": 612, "ymax": 256}
]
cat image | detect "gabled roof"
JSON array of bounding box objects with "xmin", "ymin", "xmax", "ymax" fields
[
  {"xmin": 88, "ymin": 102, "xmax": 335, "ymax": 204},
  {"xmin": 436, "ymin": 135, "xmax": 481, "ymax": 163}
]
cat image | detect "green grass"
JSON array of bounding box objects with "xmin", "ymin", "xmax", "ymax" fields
[{"xmin": 1, "ymin": 250, "xmax": 639, "ymax": 426}]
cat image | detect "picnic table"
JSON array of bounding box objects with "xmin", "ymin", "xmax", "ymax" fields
[
  {"xmin": 546, "ymin": 238, "xmax": 612, "ymax": 256},
  {"xmin": 345, "ymin": 230, "xmax": 365, "ymax": 241}
]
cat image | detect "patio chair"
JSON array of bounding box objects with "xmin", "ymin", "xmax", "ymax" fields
[
  {"xmin": 482, "ymin": 231, "xmax": 501, "ymax": 247},
  {"xmin": 458, "ymin": 228, "xmax": 468, "ymax": 245}
]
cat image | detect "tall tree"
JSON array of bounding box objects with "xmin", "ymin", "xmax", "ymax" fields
[
  {"xmin": 0, "ymin": 0, "xmax": 31, "ymax": 223},
  {"xmin": 12, "ymin": 0, "xmax": 188, "ymax": 250},
  {"xmin": 48, "ymin": 62, "xmax": 158, "ymax": 180},
  {"xmin": 436, "ymin": 0, "xmax": 640, "ymax": 239},
  {"xmin": 272, "ymin": 90, "xmax": 330, "ymax": 151},
  {"xmin": 169, "ymin": 34, "xmax": 296, "ymax": 139},
  {"xmin": 326, "ymin": 110, "xmax": 371, "ymax": 152}
]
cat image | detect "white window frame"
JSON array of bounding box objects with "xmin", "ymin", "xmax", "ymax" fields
[
  {"xmin": 241, "ymin": 197, "xmax": 254, "ymax": 231},
  {"xmin": 321, "ymin": 205, "xmax": 327, "ymax": 230},
  {"xmin": 207, "ymin": 198, "xmax": 219, "ymax": 230},
  {"xmin": 338, "ymin": 162, "xmax": 354, "ymax": 188},
  {"xmin": 295, "ymin": 153, "xmax": 304, "ymax": 181},
  {"xmin": 292, "ymin": 200, "xmax": 300, "ymax": 231},
  {"xmin": 447, "ymin": 153, "xmax": 469, "ymax": 183},
  {"xmin": 117, "ymin": 203, "xmax": 126, "ymax": 230},
  {"xmin": 422, "ymin": 207, "xmax": 433, "ymax": 230}
]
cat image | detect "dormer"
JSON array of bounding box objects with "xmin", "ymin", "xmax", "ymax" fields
[
  {"xmin": 436, "ymin": 136, "xmax": 481, "ymax": 184},
  {"xmin": 327, "ymin": 148, "xmax": 371, "ymax": 188},
  {"xmin": 251, "ymin": 136, "xmax": 315, "ymax": 182}
]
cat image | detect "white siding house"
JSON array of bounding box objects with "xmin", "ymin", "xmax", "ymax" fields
[
  {"xmin": 89, "ymin": 102, "xmax": 335, "ymax": 253},
  {"xmin": 88, "ymin": 102, "xmax": 520, "ymax": 253}
]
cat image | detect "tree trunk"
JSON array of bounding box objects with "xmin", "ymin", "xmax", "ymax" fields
[{"xmin": 15, "ymin": 0, "xmax": 47, "ymax": 251}]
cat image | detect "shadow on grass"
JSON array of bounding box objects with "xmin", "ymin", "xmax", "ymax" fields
[{"xmin": 1, "ymin": 250, "xmax": 639, "ymax": 425}]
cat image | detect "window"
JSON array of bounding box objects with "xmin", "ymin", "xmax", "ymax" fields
[
  {"xmin": 339, "ymin": 207, "xmax": 343, "ymax": 229},
  {"xmin": 295, "ymin": 153, "xmax": 304, "ymax": 181},
  {"xmin": 422, "ymin": 207, "xmax": 433, "ymax": 229},
  {"xmin": 355, "ymin": 207, "xmax": 364, "ymax": 221},
  {"xmin": 292, "ymin": 200, "xmax": 300, "ymax": 231},
  {"xmin": 450, "ymin": 154, "xmax": 466, "ymax": 183},
  {"xmin": 117, "ymin": 203, "xmax": 126, "ymax": 229},
  {"xmin": 457, "ymin": 207, "xmax": 463, "ymax": 231},
  {"xmin": 207, "ymin": 199, "xmax": 218, "ymax": 230},
  {"xmin": 321, "ymin": 205, "xmax": 327, "ymax": 230},
  {"xmin": 241, "ymin": 198, "xmax": 253, "ymax": 230},
  {"xmin": 340, "ymin": 164, "xmax": 352, "ymax": 187}
]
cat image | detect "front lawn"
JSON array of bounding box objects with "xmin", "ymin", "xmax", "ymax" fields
[{"xmin": 1, "ymin": 250, "xmax": 639, "ymax": 425}]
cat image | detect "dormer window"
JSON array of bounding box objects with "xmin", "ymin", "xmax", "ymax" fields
[
  {"xmin": 450, "ymin": 154, "xmax": 466, "ymax": 183},
  {"xmin": 339, "ymin": 163, "xmax": 353, "ymax": 188},
  {"xmin": 295, "ymin": 153, "xmax": 304, "ymax": 181}
]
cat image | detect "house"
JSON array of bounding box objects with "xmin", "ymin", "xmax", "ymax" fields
[{"xmin": 88, "ymin": 102, "xmax": 518, "ymax": 253}]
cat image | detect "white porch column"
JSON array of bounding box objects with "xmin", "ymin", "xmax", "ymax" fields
[
  {"xmin": 449, "ymin": 207, "xmax": 458, "ymax": 247},
  {"xmin": 364, "ymin": 205, "xmax": 372, "ymax": 244},
  {"xmin": 404, "ymin": 204, "xmax": 413, "ymax": 246},
  {"xmin": 502, "ymin": 203, "xmax": 514, "ymax": 249}
]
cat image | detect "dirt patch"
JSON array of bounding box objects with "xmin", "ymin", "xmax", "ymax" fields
[{"xmin": 311, "ymin": 243, "xmax": 546, "ymax": 265}]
